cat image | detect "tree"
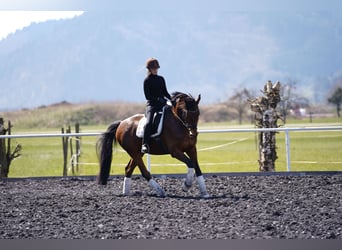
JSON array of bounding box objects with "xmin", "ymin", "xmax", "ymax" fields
[
  {"xmin": 249, "ymin": 80, "xmax": 282, "ymax": 172},
  {"xmin": 0, "ymin": 118, "xmax": 22, "ymax": 178},
  {"xmin": 328, "ymin": 87, "xmax": 342, "ymax": 117},
  {"xmin": 278, "ymin": 78, "xmax": 300, "ymax": 123},
  {"xmin": 229, "ymin": 88, "xmax": 253, "ymax": 124},
  {"xmin": 278, "ymin": 78, "xmax": 312, "ymax": 121}
]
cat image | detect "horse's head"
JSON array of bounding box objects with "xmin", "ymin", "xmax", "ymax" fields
[{"xmin": 171, "ymin": 92, "xmax": 201, "ymax": 137}]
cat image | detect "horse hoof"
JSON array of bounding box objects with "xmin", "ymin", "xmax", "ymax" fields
[
  {"xmin": 159, "ymin": 192, "xmax": 167, "ymax": 198},
  {"xmin": 201, "ymin": 193, "xmax": 210, "ymax": 199},
  {"xmin": 149, "ymin": 179, "xmax": 166, "ymax": 197},
  {"xmin": 155, "ymin": 189, "xmax": 167, "ymax": 197},
  {"xmin": 182, "ymin": 181, "xmax": 192, "ymax": 192}
]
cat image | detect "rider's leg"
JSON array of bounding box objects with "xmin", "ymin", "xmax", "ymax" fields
[{"xmin": 142, "ymin": 105, "xmax": 155, "ymax": 153}]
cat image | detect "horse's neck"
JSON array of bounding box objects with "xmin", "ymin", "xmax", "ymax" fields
[
  {"xmin": 169, "ymin": 106, "xmax": 180, "ymax": 120},
  {"xmin": 169, "ymin": 106, "xmax": 188, "ymax": 128}
]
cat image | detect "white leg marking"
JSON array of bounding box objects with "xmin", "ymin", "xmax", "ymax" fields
[
  {"xmin": 182, "ymin": 168, "xmax": 195, "ymax": 192},
  {"xmin": 197, "ymin": 175, "xmax": 210, "ymax": 198},
  {"xmin": 149, "ymin": 179, "xmax": 166, "ymax": 197},
  {"xmin": 123, "ymin": 177, "xmax": 132, "ymax": 196}
]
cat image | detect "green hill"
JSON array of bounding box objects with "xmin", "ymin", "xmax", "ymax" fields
[
  {"xmin": 0, "ymin": 101, "xmax": 145, "ymax": 129},
  {"xmin": 1, "ymin": 99, "xmax": 339, "ymax": 131}
]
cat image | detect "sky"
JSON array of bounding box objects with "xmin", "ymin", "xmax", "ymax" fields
[
  {"xmin": 0, "ymin": 11, "xmax": 84, "ymax": 40},
  {"xmin": 1, "ymin": 0, "xmax": 341, "ymax": 11},
  {"xmin": 0, "ymin": 0, "xmax": 341, "ymax": 109},
  {"xmin": 0, "ymin": 0, "xmax": 340, "ymax": 41}
]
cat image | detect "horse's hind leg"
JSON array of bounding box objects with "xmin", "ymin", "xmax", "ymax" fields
[
  {"xmin": 135, "ymin": 156, "xmax": 166, "ymax": 197},
  {"xmin": 123, "ymin": 159, "xmax": 137, "ymax": 195},
  {"xmin": 183, "ymin": 168, "xmax": 195, "ymax": 191}
]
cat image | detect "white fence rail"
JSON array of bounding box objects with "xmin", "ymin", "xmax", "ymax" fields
[
  {"xmin": 1, "ymin": 126, "xmax": 342, "ymax": 172},
  {"xmin": 200, "ymin": 126, "xmax": 342, "ymax": 171}
]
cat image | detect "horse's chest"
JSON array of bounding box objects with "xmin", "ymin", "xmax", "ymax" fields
[{"xmin": 180, "ymin": 136, "xmax": 197, "ymax": 149}]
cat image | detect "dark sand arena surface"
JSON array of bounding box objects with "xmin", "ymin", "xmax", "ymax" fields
[{"xmin": 1, "ymin": 174, "xmax": 341, "ymax": 239}]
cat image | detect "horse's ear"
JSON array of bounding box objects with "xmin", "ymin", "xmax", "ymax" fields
[{"xmin": 196, "ymin": 94, "xmax": 201, "ymax": 104}]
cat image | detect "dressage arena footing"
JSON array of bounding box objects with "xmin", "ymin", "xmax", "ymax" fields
[
  {"xmin": 1, "ymin": 171, "xmax": 341, "ymax": 239},
  {"xmin": 2, "ymin": 170, "xmax": 342, "ymax": 182}
]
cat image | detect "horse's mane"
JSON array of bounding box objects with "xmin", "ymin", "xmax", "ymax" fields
[
  {"xmin": 171, "ymin": 91, "xmax": 198, "ymax": 112},
  {"xmin": 171, "ymin": 92, "xmax": 195, "ymax": 102}
]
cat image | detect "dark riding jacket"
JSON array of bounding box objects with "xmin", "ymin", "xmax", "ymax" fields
[
  {"xmin": 142, "ymin": 73, "xmax": 171, "ymax": 145},
  {"xmin": 143, "ymin": 73, "xmax": 171, "ymax": 108}
]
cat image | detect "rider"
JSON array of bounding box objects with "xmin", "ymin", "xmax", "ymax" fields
[{"xmin": 141, "ymin": 58, "xmax": 172, "ymax": 153}]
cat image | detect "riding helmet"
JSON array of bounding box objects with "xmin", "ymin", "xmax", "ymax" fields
[{"xmin": 146, "ymin": 58, "xmax": 160, "ymax": 70}]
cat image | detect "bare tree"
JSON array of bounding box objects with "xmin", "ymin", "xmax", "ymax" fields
[
  {"xmin": 328, "ymin": 87, "xmax": 342, "ymax": 117},
  {"xmin": 229, "ymin": 88, "xmax": 253, "ymax": 124},
  {"xmin": 0, "ymin": 118, "xmax": 22, "ymax": 178},
  {"xmin": 249, "ymin": 81, "xmax": 282, "ymax": 172},
  {"xmin": 278, "ymin": 78, "xmax": 312, "ymax": 122},
  {"xmin": 278, "ymin": 78, "xmax": 298, "ymax": 123}
]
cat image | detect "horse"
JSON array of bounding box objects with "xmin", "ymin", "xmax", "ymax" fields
[{"xmin": 96, "ymin": 91, "xmax": 209, "ymax": 198}]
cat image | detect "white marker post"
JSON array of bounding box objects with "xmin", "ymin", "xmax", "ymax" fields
[{"xmin": 147, "ymin": 153, "xmax": 151, "ymax": 172}]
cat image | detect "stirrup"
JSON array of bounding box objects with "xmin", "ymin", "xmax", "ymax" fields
[{"xmin": 141, "ymin": 144, "xmax": 150, "ymax": 153}]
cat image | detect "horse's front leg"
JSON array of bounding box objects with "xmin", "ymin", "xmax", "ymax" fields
[
  {"xmin": 170, "ymin": 150, "xmax": 195, "ymax": 191},
  {"xmin": 186, "ymin": 148, "xmax": 210, "ymax": 198},
  {"xmin": 171, "ymin": 149, "xmax": 209, "ymax": 198}
]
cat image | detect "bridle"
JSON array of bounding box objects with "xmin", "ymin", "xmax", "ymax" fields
[{"xmin": 172, "ymin": 102, "xmax": 199, "ymax": 137}]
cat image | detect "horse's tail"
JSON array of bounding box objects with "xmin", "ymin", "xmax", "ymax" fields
[{"xmin": 96, "ymin": 121, "xmax": 121, "ymax": 185}]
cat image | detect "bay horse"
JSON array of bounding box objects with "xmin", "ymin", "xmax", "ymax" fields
[{"xmin": 96, "ymin": 92, "xmax": 209, "ymax": 198}]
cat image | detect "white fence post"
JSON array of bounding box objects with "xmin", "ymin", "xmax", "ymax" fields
[
  {"xmin": 147, "ymin": 154, "xmax": 151, "ymax": 172},
  {"xmin": 285, "ymin": 129, "xmax": 291, "ymax": 171}
]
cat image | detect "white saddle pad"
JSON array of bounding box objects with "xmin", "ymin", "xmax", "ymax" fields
[
  {"xmin": 136, "ymin": 116, "xmax": 147, "ymax": 138},
  {"xmin": 136, "ymin": 107, "xmax": 166, "ymax": 138}
]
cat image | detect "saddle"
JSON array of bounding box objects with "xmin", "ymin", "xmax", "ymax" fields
[{"xmin": 136, "ymin": 106, "xmax": 167, "ymax": 138}]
